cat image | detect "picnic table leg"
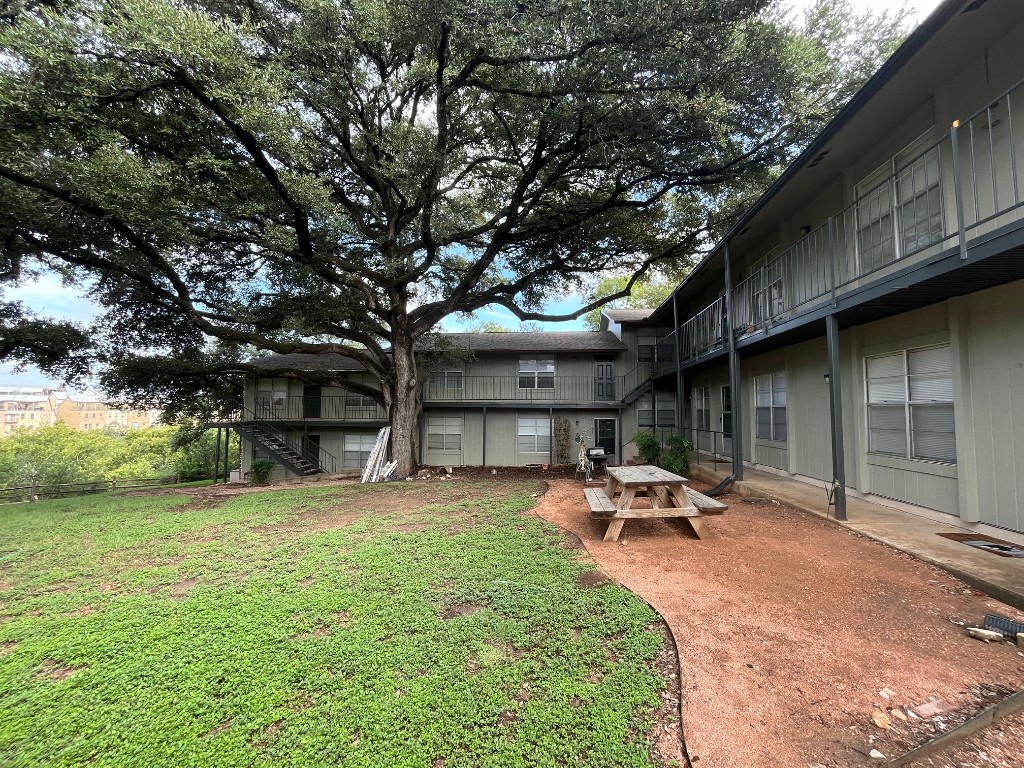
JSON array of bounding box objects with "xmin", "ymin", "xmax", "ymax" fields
[
  {"xmin": 684, "ymin": 516, "xmax": 708, "ymax": 539},
  {"xmin": 603, "ymin": 519, "xmax": 626, "ymax": 542},
  {"xmin": 604, "ymin": 476, "xmax": 617, "ymax": 497}
]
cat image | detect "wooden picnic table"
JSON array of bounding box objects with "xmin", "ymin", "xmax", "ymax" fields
[{"xmin": 583, "ymin": 464, "xmax": 727, "ymax": 542}]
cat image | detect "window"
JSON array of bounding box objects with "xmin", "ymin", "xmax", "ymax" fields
[
  {"xmin": 256, "ymin": 377, "xmax": 289, "ymax": 408},
  {"xmin": 755, "ymin": 372, "xmax": 787, "ymax": 441},
  {"xmin": 637, "ymin": 337, "xmax": 657, "ymax": 363},
  {"xmin": 517, "ymin": 416, "xmax": 551, "ymax": 454},
  {"xmin": 343, "ymin": 433, "xmax": 378, "ymax": 467},
  {"xmin": 344, "ymin": 391, "xmax": 377, "ymax": 408},
  {"xmin": 637, "ymin": 393, "xmax": 676, "ymax": 427},
  {"xmin": 427, "ymin": 416, "xmax": 463, "ymax": 452},
  {"xmin": 693, "ymin": 387, "xmax": 711, "ymax": 431},
  {"xmin": 866, "ymin": 345, "xmax": 956, "ymax": 463},
  {"xmin": 721, "ymin": 386, "xmax": 733, "ymax": 438},
  {"xmin": 518, "ymin": 357, "xmax": 555, "ymax": 389},
  {"xmin": 430, "ymin": 370, "xmax": 464, "ymax": 390},
  {"xmin": 855, "ymin": 131, "xmax": 943, "ymax": 273}
]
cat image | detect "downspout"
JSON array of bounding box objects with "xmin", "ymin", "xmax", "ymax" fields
[{"xmin": 482, "ymin": 406, "xmax": 487, "ymax": 466}]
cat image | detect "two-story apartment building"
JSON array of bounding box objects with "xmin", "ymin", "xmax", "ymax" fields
[
  {"xmin": 231, "ymin": 328, "xmax": 681, "ymax": 481},
  {"xmin": 227, "ymin": 0, "xmax": 1024, "ymax": 539},
  {"xmin": 632, "ymin": 0, "xmax": 1024, "ymax": 537}
]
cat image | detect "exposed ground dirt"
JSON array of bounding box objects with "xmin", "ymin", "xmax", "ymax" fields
[{"xmin": 533, "ymin": 479, "xmax": 1024, "ymax": 768}]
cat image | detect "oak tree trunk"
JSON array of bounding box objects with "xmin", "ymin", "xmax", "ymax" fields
[{"xmin": 388, "ymin": 336, "xmax": 420, "ymax": 478}]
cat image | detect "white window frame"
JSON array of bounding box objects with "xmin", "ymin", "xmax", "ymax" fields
[
  {"xmin": 430, "ymin": 370, "xmax": 464, "ymax": 390},
  {"xmin": 864, "ymin": 344, "xmax": 956, "ymax": 464},
  {"xmin": 517, "ymin": 416, "xmax": 551, "ymax": 454},
  {"xmin": 518, "ymin": 357, "xmax": 555, "ymax": 389},
  {"xmin": 256, "ymin": 377, "xmax": 289, "ymax": 408},
  {"xmin": 343, "ymin": 433, "xmax": 378, "ymax": 467},
  {"xmin": 426, "ymin": 416, "xmax": 463, "ymax": 452},
  {"xmin": 754, "ymin": 372, "xmax": 787, "ymax": 442},
  {"xmin": 693, "ymin": 386, "xmax": 711, "ymax": 432},
  {"xmin": 855, "ymin": 130, "xmax": 943, "ymax": 273}
]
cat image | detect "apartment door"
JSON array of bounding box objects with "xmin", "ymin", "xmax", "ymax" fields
[
  {"xmin": 721, "ymin": 385, "xmax": 733, "ymax": 457},
  {"xmin": 594, "ymin": 418, "xmax": 617, "ymax": 462},
  {"xmin": 594, "ymin": 358, "xmax": 615, "ymax": 400},
  {"xmin": 303, "ymin": 384, "xmax": 322, "ymax": 419}
]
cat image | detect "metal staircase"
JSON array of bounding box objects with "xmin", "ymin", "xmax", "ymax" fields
[{"xmin": 229, "ymin": 405, "xmax": 338, "ymax": 476}]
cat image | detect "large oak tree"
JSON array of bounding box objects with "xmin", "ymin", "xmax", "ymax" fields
[{"xmin": 0, "ymin": 0, "xmax": 906, "ymax": 475}]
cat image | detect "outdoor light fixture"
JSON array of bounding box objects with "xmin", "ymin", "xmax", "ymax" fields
[{"xmin": 824, "ymin": 373, "xmax": 830, "ymax": 385}]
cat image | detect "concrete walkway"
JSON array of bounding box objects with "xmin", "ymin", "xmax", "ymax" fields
[{"xmin": 690, "ymin": 462, "xmax": 1024, "ymax": 611}]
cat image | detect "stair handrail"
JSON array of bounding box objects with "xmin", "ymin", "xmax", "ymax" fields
[{"xmin": 239, "ymin": 402, "xmax": 340, "ymax": 475}]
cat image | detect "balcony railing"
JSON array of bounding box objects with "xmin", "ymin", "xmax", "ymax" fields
[
  {"xmin": 680, "ymin": 297, "xmax": 726, "ymax": 361},
  {"xmin": 421, "ymin": 375, "xmax": 625, "ymax": 403},
  {"xmin": 252, "ymin": 395, "xmax": 386, "ymax": 421},
  {"xmin": 678, "ymin": 75, "xmax": 1024, "ymax": 362}
]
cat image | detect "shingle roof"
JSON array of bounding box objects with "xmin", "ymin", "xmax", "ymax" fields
[
  {"xmin": 245, "ymin": 331, "xmax": 626, "ymax": 372},
  {"xmin": 247, "ymin": 352, "xmax": 368, "ymax": 372},
  {"xmin": 436, "ymin": 331, "xmax": 626, "ymax": 353},
  {"xmin": 603, "ymin": 309, "xmax": 654, "ymax": 323}
]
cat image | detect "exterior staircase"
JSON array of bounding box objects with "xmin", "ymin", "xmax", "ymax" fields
[{"xmin": 226, "ymin": 405, "xmax": 339, "ymax": 477}]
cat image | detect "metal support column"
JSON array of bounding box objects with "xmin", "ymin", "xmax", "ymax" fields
[
  {"xmin": 548, "ymin": 407, "xmax": 554, "ymax": 465},
  {"xmin": 723, "ymin": 243, "xmax": 744, "ymax": 480},
  {"xmin": 672, "ymin": 293, "xmax": 684, "ymax": 432},
  {"xmin": 223, "ymin": 428, "xmax": 231, "ymax": 483},
  {"xmin": 213, "ymin": 427, "xmax": 222, "ymax": 484},
  {"xmin": 950, "ymin": 119, "xmax": 969, "ymax": 260},
  {"xmin": 826, "ymin": 314, "xmax": 847, "ymax": 521}
]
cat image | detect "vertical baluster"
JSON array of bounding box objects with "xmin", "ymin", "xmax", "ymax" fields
[
  {"xmin": 970, "ymin": 118, "xmax": 980, "ymax": 225},
  {"xmin": 1008, "ymin": 90, "xmax": 1020, "ymax": 205},
  {"xmin": 988, "ymin": 105, "xmax": 999, "ymax": 215}
]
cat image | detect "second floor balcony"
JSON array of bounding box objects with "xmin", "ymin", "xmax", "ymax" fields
[
  {"xmin": 675, "ymin": 75, "xmax": 1024, "ymax": 365},
  {"xmin": 421, "ymin": 374, "xmax": 624, "ymax": 404}
]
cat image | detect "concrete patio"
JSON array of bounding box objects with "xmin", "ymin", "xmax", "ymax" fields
[{"xmin": 690, "ymin": 460, "xmax": 1024, "ymax": 611}]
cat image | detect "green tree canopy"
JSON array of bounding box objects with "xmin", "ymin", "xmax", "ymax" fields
[{"xmin": 0, "ymin": 0, "xmax": 908, "ymax": 474}]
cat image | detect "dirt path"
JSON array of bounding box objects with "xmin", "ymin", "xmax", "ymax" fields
[{"xmin": 534, "ymin": 479, "xmax": 1024, "ymax": 768}]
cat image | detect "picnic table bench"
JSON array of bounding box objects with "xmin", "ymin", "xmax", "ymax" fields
[{"xmin": 584, "ymin": 465, "xmax": 728, "ymax": 542}]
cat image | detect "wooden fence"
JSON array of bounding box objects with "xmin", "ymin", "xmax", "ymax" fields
[{"xmin": 0, "ymin": 476, "xmax": 181, "ymax": 505}]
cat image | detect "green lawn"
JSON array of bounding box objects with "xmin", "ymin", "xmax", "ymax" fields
[{"xmin": 0, "ymin": 481, "xmax": 673, "ymax": 768}]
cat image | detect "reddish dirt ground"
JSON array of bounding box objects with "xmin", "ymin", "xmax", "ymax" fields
[{"xmin": 533, "ymin": 479, "xmax": 1024, "ymax": 768}]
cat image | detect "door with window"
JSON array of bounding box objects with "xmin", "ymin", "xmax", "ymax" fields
[
  {"xmin": 594, "ymin": 418, "xmax": 617, "ymax": 463},
  {"xmin": 594, "ymin": 357, "xmax": 615, "ymax": 400}
]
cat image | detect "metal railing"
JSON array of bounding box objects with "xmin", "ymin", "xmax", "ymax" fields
[
  {"xmin": 251, "ymin": 395, "xmax": 386, "ymax": 421},
  {"xmin": 678, "ymin": 76, "xmax": 1024, "ymax": 362},
  {"xmin": 230, "ymin": 403, "xmax": 340, "ymax": 475},
  {"xmin": 681, "ymin": 428, "xmax": 733, "ymax": 470},
  {"xmin": 679, "ymin": 297, "xmax": 726, "ymax": 360},
  {"xmin": 420, "ymin": 375, "xmax": 625, "ymax": 403},
  {"xmin": 622, "ymin": 363, "xmax": 653, "ymax": 398}
]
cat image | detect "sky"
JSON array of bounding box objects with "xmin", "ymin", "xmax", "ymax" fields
[{"xmin": 0, "ymin": 0, "xmax": 942, "ymax": 388}]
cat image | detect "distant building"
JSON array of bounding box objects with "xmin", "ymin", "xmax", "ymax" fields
[
  {"xmin": 0, "ymin": 387, "xmax": 159, "ymax": 434},
  {"xmin": 54, "ymin": 393, "xmax": 158, "ymax": 431},
  {"xmin": 0, "ymin": 388, "xmax": 59, "ymax": 436}
]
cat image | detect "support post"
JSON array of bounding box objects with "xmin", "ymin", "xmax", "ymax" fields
[
  {"xmin": 950, "ymin": 120, "xmax": 969, "ymax": 260},
  {"xmin": 826, "ymin": 314, "xmax": 847, "ymax": 521},
  {"xmin": 548, "ymin": 407, "xmax": 554, "ymax": 465},
  {"xmin": 672, "ymin": 293, "xmax": 684, "ymax": 432},
  {"xmin": 223, "ymin": 428, "xmax": 231, "ymax": 483},
  {"xmin": 213, "ymin": 426, "xmax": 222, "ymax": 484},
  {"xmin": 481, "ymin": 406, "xmax": 487, "ymax": 467},
  {"xmin": 723, "ymin": 243, "xmax": 744, "ymax": 480}
]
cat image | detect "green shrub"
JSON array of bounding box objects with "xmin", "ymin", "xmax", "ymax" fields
[
  {"xmin": 246, "ymin": 459, "xmax": 276, "ymax": 485},
  {"xmin": 630, "ymin": 431, "xmax": 661, "ymax": 465},
  {"xmin": 662, "ymin": 434, "xmax": 693, "ymax": 476}
]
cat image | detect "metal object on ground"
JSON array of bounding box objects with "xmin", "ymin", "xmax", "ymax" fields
[{"xmin": 984, "ymin": 613, "xmax": 1024, "ymax": 639}]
